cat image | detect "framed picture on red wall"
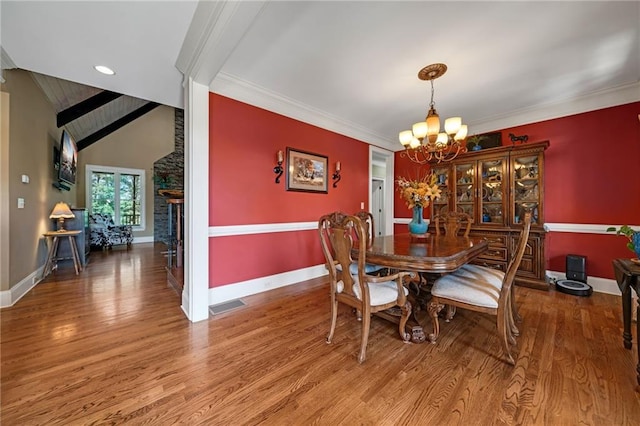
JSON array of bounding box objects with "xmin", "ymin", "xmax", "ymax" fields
[{"xmin": 286, "ymin": 148, "xmax": 329, "ymax": 193}]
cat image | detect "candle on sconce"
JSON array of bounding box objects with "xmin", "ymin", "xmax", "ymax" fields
[
  {"xmin": 336, "ymin": 161, "xmax": 341, "ymax": 171},
  {"xmin": 277, "ymin": 150, "xmax": 284, "ymax": 163}
]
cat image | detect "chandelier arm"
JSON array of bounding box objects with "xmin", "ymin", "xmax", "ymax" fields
[{"xmin": 400, "ymin": 148, "xmax": 430, "ymax": 164}]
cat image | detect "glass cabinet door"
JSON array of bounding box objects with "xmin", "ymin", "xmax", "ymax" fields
[
  {"xmin": 453, "ymin": 163, "xmax": 475, "ymax": 218},
  {"xmin": 431, "ymin": 167, "xmax": 450, "ymax": 216},
  {"xmin": 479, "ymin": 158, "xmax": 506, "ymax": 226},
  {"xmin": 513, "ymin": 154, "xmax": 541, "ymax": 224}
]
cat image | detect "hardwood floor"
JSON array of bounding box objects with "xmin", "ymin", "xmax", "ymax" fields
[{"xmin": 2, "ymin": 243, "xmax": 639, "ymax": 424}]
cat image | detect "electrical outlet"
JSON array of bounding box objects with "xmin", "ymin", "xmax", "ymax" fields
[
  {"xmin": 360, "ymin": 202, "xmax": 365, "ymax": 209},
  {"xmin": 17, "ymin": 198, "xmax": 25, "ymax": 209}
]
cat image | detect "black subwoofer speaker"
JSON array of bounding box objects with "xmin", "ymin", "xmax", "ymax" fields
[{"xmin": 556, "ymin": 254, "xmax": 592, "ymax": 297}]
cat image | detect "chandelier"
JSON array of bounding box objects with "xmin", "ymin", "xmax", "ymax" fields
[{"xmin": 399, "ymin": 63, "xmax": 468, "ymax": 164}]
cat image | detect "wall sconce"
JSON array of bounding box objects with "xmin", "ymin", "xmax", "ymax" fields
[
  {"xmin": 509, "ymin": 133, "xmax": 529, "ymax": 144},
  {"xmin": 274, "ymin": 150, "xmax": 284, "ymax": 184},
  {"xmin": 332, "ymin": 161, "xmax": 341, "ymax": 188}
]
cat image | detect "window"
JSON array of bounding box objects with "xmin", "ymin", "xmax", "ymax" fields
[{"xmin": 86, "ymin": 165, "xmax": 145, "ymax": 230}]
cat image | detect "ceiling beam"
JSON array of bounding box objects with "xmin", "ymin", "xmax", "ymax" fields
[
  {"xmin": 76, "ymin": 102, "xmax": 160, "ymax": 151},
  {"xmin": 57, "ymin": 90, "xmax": 123, "ymax": 127}
]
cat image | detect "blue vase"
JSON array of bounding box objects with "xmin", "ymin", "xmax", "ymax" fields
[
  {"xmin": 408, "ymin": 206, "xmax": 428, "ymax": 235},
  {"xmin": 633, "ymin": 232, "xmax": 640, "ymax": 259}
]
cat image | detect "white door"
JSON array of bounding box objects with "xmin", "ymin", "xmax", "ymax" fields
[{"xmin": 371, "ymin": 179, "xmax": 384, "ymax": 236}]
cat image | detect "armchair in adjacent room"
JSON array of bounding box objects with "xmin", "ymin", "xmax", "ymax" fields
[{"xmin": 89, "ymin": 213, "xmax": 133, "ymax": 250}]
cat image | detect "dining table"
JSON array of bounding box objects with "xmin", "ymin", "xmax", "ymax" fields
[{"xmin": 354, "ymin": 233, "xmax": 489, "ymax": 343}]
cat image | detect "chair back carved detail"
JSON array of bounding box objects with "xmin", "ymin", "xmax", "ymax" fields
[
  {"xmin": 434, "ymin": 211, "xmax": 472, "ymax": 237},
  {"xmin": 353, "ymin": 210, "xmax": 376, "ymax": 247}
]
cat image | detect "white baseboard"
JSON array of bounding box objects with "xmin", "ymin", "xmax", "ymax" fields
[
  {"xmin": 181, "ymin": 291, "xmax": 189, "ymax": 319},
  {"xmin": 0, "ymin": 288, "xmax": 10, "ymax": 307},
  {"xmin": 210, "ymin": 268, "xmax": 622, "ymax": 308},
  {"xmin": 208, "ymin": 264, "xmax": 328, "ymax": 306},
  {"xmin": 0, "ymin": 266, "xmax": 44, "ymax": 308},
  {"xmin": 546, "ymin": 270, "xmax": 620, "ymax": 295},
  {"xmin": 133, "ymin": 236, "xmax": 154, "ymax": 244}
]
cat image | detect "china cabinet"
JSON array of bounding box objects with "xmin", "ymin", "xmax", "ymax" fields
[{"xmin": 430, "ymin": 140, "xmax": 549, "ymax": 289}]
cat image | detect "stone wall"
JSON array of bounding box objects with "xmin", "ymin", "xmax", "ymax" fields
[{"xmin": 154, "ymin": 108, "xmax": 184, "ymax": 245}]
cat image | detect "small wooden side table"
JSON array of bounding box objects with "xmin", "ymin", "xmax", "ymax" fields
[
  {"xmin": 42, "ymin": 230, "xmax": 83, "ymax": 279},
  {"xmin": 612, "ymin": 258, "xmax": 640, "ymax": 386}
]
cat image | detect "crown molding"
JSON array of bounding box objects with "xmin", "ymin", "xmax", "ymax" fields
[
  {"xmin": 211, "ymin": 71, "xmax": 638, "ymax": 152},
  {"xmin": 210, "ymin": 72, "xmax": 398, "ymax": 152},
  {"xmin": 469, "ymin": 81, "xmax": 640, "ymax": 134},
  {"xmin": 176, "ymin": 1, "xmax": 266, "ymax": 86}
]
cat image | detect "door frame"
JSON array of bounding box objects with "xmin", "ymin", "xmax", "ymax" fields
[{"xmin": 369, "ymin": 146, "xmax": 395, "ymax": 236}]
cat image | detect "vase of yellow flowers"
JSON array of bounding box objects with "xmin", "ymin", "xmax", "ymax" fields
[{"xmin": 396, "ymin": 174, "xmax": 442, "ymax": 236}]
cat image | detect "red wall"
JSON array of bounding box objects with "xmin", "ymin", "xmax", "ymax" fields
[
  {"xmin": 394, "ymin": 102, "xmax": 640, "ymax": 279},
  {"xmin": 209, "ymin": 94, "xmax": 370, "ymax": 287}
]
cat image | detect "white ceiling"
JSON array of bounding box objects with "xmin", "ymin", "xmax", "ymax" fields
[{"xmin": 2, "ymin": 1, "xmax": 639, "ymax": 152}]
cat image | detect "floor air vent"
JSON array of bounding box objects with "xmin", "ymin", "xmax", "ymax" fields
[{"xmin": 209, "ymin": 299, "xmax": 246, "ymax": 315}]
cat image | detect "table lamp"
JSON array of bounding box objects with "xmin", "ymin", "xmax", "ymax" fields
[{"xmin": 49, "ymin": 202, "xmax": 75, "ymax": 231}]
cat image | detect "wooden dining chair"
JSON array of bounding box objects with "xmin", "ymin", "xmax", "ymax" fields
[
  {"xmin": 427, "ymin": 211, "xmax": 532, "ymax": 365},
  {"xmin": 318, "ymin": 211, "xmax": 413, "ymax": 363},
  {"xmin": 434, "ymin": 211, "xmax": 472, "ymax": 238},
  {"xmin": 353, "ymin": 210, "xmax": 386, "ymax": 275}
]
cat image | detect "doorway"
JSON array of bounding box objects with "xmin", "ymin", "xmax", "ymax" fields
[
  {"xmin": 371, "ymin": 179, "xmax": 384, "ymax": 236},
  {"xmin": 369, "ymin": 146, "xmax": 394, "ymax": 236}
]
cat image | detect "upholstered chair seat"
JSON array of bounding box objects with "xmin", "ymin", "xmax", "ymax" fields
[
  {"xmin": 430, "ymin": 265, "xmax": 503, "ymax": 309},
  {"xmin": 336, "ymin": 275, "xmax": 409, "ymax": 306}
]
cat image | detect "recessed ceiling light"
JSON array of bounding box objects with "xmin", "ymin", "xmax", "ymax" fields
[{"xmin": 94, "ymin": 65, "xmax": 115, "ymax": 75}]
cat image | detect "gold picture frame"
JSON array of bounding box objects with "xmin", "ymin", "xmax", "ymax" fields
[{"xmin": 286, "ymin": 148, "xmax": 329, "ymax": 193}]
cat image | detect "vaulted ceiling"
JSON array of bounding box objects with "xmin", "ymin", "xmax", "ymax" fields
[{"xmin": 2, "ymin": 1, "xmax": 638, "ymax": 152}]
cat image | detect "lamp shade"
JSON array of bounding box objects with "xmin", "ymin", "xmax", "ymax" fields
[
  {"xmin": 399, "ymin": 130, "xmax": 413, "ymax": 146},
  {"xmin": 49, "ymin": 202, "xmax": 75, "ymax": 219},
  {"xmin": 412, "ymin": 122, "xmax": 428, "ymax": 139},
  {"xmin": 454, "ymin": 124, "xmax": 468, "ymax": 141},
  {"xmin": 444, "ymin": 117, "xmax": 462, "ymax": 135}
]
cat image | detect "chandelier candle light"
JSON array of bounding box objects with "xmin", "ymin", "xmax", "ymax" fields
[{"xmin": 399, "ymin": 63, "xmax": 468, "ymax": 164}]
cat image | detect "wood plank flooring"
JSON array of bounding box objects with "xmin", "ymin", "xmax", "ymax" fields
[{"xmin": 2, "ymin": 243, "xmax": 640, "ymax": 424}]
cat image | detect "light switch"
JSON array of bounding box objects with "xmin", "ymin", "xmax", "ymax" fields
[
  {"xmin": 360, "ymin": 202, "xmax": 365, "ymax": 209},
  {"xmin": 21, "ymin": 174, "xmax": 29, "ymax": 183},
  {"xmin": 17, "ymin": 198, "xmax": 25, "ymax": 209}
]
